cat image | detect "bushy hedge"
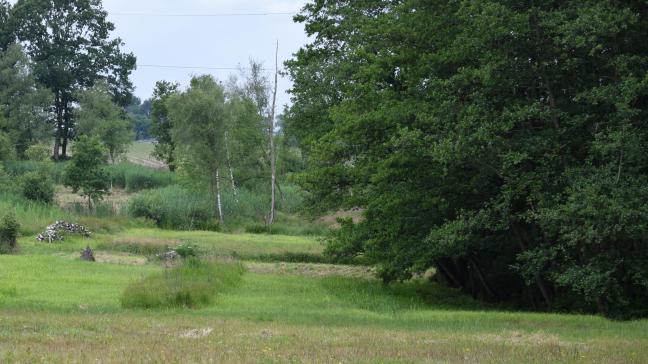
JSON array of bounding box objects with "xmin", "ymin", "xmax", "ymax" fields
[{"xmin": 20, "ymin": 171, "xmax": 54, "ymax": 203}]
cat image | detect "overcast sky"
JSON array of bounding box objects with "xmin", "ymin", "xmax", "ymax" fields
[
  {"xmin": 6, "ymin": 0, "xmax": 311, "ymax": 107},
  {"xmin": 100, "ymin": 0, "xmax": 310, "ymax": 108}
]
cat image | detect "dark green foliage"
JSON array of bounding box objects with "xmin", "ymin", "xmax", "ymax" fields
[
  {"xmin": 20, "ymin": 170, "xmax": 54, "ymax": 203},
  {"xmin": 0, "ymin": 1, "xmax": 11, "ymax": 50},
  {"xmin": 63, "ymin": 136, "xmax": 109, "ymax": 209},
  {"xmin": 0, "ymin": 212, "xmax": 19, "ymax": 254},
  {"xmin": 120, "ymin": 260, "xmax": 245, "ymax": 309},
  {"xmin": 127, "ymin": 186, "xmax": 214, "ymax": 230},
  {"xmin": 150, "ymin": 81, "xmax": 179, "ymax": 171},
  {"xmin": 126, "ymin": 97, "xmax": 152, "ymax": 140},
  {"xmin": 287, "ymin": 0, "xmax": 648, "ymax": 317},
  {"xmin": 9, "ymin": 0, "xmax": 136, "ymax": 159},
  {"xmin": 0, "ymin": 44, "xmax": 51, "ymax": 157}
]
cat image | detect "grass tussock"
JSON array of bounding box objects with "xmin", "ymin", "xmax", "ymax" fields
[
  {"xmin": 106, "ymin": 163, "xmax": 176, "ymax": 192},
  {"xmin": 121, "ymin": 260, "xmax": 245, "ymax": 309}
]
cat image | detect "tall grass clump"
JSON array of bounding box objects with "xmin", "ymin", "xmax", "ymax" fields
[
  {"xmin": 121, "ymin": 259, "xmax": 245, "ymax": 309},
  {"xmin": 0, "ymin": 212, "xmax": 19, "ymax": 254},
  {"xmin": 106, "ymin": 163, "xmax": 176, "ymax": 192},
  {"xmin": 0, "ymin": 192, "xmax": 74, "ymax": 235},
  {"xmin": 128, "ymin": 185, "xmax": 216, "ymax": 230},
  {"xmin": 3, "ymin": 160, "xmax": 67, "ymax": 184}
]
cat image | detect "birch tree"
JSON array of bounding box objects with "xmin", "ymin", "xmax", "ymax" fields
[{"xmin": 167, "ymin": 75, "xmax": 229, "ymax": 225}]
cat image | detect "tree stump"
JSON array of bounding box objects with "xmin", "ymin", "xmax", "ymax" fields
[{"xmin": 81, "ymin": 246, "xmax": 95, "ymax": 262}]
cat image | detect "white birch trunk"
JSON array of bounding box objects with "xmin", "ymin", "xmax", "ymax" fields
[
  {"xmin": 224, "ymin": 131, "xmax": 239, "ymax": 203},
  {"xmin": 268, "ymin": 41, "xmax": 279, "ymax": 225},
  {"xmin": 216, "ymin": 168, "xmax": 224, "ymax": 225}
]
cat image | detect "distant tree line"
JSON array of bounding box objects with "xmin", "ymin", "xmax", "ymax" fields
[{"xmin": 286, "ymin": 0, "xmax": 648, "ymax": 318}]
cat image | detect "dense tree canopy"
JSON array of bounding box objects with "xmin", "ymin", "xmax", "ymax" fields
[
  {"xmin": 286, "ymin": 0, "xmax": 648, "ymax": 317},
  {"xmin": 150, "ymin": 81, "xmax": 179, "ymax": 171},
  {"xmin": 127, "ymin": 97, "xmax": 152, "ymax": 141},
  {"xmin": 8, "ymin": 0, "xmax": 136, "ymax": 159},
  {"xmin": 0, "ymin": 44, "xmax": 50, "ymax": 157}
]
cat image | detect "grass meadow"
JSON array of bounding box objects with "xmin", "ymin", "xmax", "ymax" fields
[
  {"xmin": 0, "ymin": 144, "xmax": 646, "ymax": 363},
  {"xmin": 1, "ymin": 226, "xmax": 648, "ymax": 363}
]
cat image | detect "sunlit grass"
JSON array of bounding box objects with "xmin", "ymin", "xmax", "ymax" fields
[{"xmin": 2, "ymin": 225, "xmax": 647, "ymax": 363}]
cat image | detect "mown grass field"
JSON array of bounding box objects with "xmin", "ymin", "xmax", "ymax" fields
[{"xmin": 2, "ymin": 227, "xmax": 648, "ymax": 363}]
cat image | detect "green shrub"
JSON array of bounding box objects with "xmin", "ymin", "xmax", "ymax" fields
[
  {"xmin": 128, "ymin": 186, "xmax": 214, "ymax": 230},
  {"xmin": 0, "ymin": 213, "xmax": 20, "ymax": 254},
  {"xmin": 25, "ymin": 144, "xmax": 51, "ymax": 161},
  {"xmin": 174, "ymin": 243, "xmax": 198, "ymax": 258},
  {"xmin": 121, "ymin": 260, "xmax": 244, "ymax": 309},
  {"xmin": 20, "ymin": 171, "xmax": 54, "ymax": 203}
]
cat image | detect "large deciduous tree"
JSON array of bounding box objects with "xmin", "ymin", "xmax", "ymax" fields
[
  {"xmin": 0, "ymin": 44, "xmax": 51, "ymax": 157},
  {"xmin": 287, "ymin": 0, "xmax": 648, "ymax": 317},
  {"xmin": 9, "ymin": 0, "xmax": 136, "ymax": 160},
  {"xmin": 0, "ymin": 0, "xmax": 11, "ymax": 50}
]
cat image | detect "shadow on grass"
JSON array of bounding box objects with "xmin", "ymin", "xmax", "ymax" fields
[{"xmin": 320, "ymin": 276, "xmax": 491, "ymax": 314}]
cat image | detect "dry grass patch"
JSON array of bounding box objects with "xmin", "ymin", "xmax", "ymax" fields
[
  {"xmin": 98, "ymin": 236, "xmax": 183, "ymax": 256},
  {"xmin": 55, "ymin": 186, "xmax": 134, "ymax": 211},
  {"xmin": 0, "ymin": 311, "xmax": 644, "ymax": 364},
  {"xmin": 246, "ymin": 261, "xmax": 375, "ymax": 279}
]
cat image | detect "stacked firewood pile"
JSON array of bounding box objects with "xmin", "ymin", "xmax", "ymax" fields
[{"xmin": 36, "ymin": 221, "xmax": 92, "ymax": 243}]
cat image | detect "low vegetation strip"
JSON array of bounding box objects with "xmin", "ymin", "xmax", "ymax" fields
[{"xmin": 121, "ymin": 260, "xmax": 245, "ymax": 309}]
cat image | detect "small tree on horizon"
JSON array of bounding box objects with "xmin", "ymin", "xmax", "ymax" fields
[{"xmin": 63, "ymin": 136, "xmax": 109, "ymax": 209}]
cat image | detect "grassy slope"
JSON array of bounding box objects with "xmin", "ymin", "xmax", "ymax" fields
[
  {"xmin": 127, "ymin": 141, "xmax": 155, "ymax": 160},
  {"xmin": 1, "ymin": 229, "xmax": 647, "ymax": 363}
]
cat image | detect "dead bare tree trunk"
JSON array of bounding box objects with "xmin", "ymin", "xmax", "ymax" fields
[
  {"xmin": 224, "ymin": 131, "xmax": 239, "ymax": 203},
  {"xmin": 53, "ymin": 91, "xmax": 62, "ymax": 160},
  {"xmin": 268, "ymin": 40, "xmax": 279, "ymax": 225}
]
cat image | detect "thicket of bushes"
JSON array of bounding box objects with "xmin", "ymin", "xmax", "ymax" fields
[
  {"xmin": 2, "ymin": 161, "xmax": 176, "ymax": 193},
  {"xmin": 128, "ymin": 185, "xmax": 217, "ymax": 231}
]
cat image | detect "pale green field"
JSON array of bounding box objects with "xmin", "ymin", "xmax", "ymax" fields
[
  {"xmin": 1, "ymin": 228, "xmax": 647, "ymax": 363},
  {"xmin": 127, "ymin": 140, "xmax": 156, "ymax": 160}
]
